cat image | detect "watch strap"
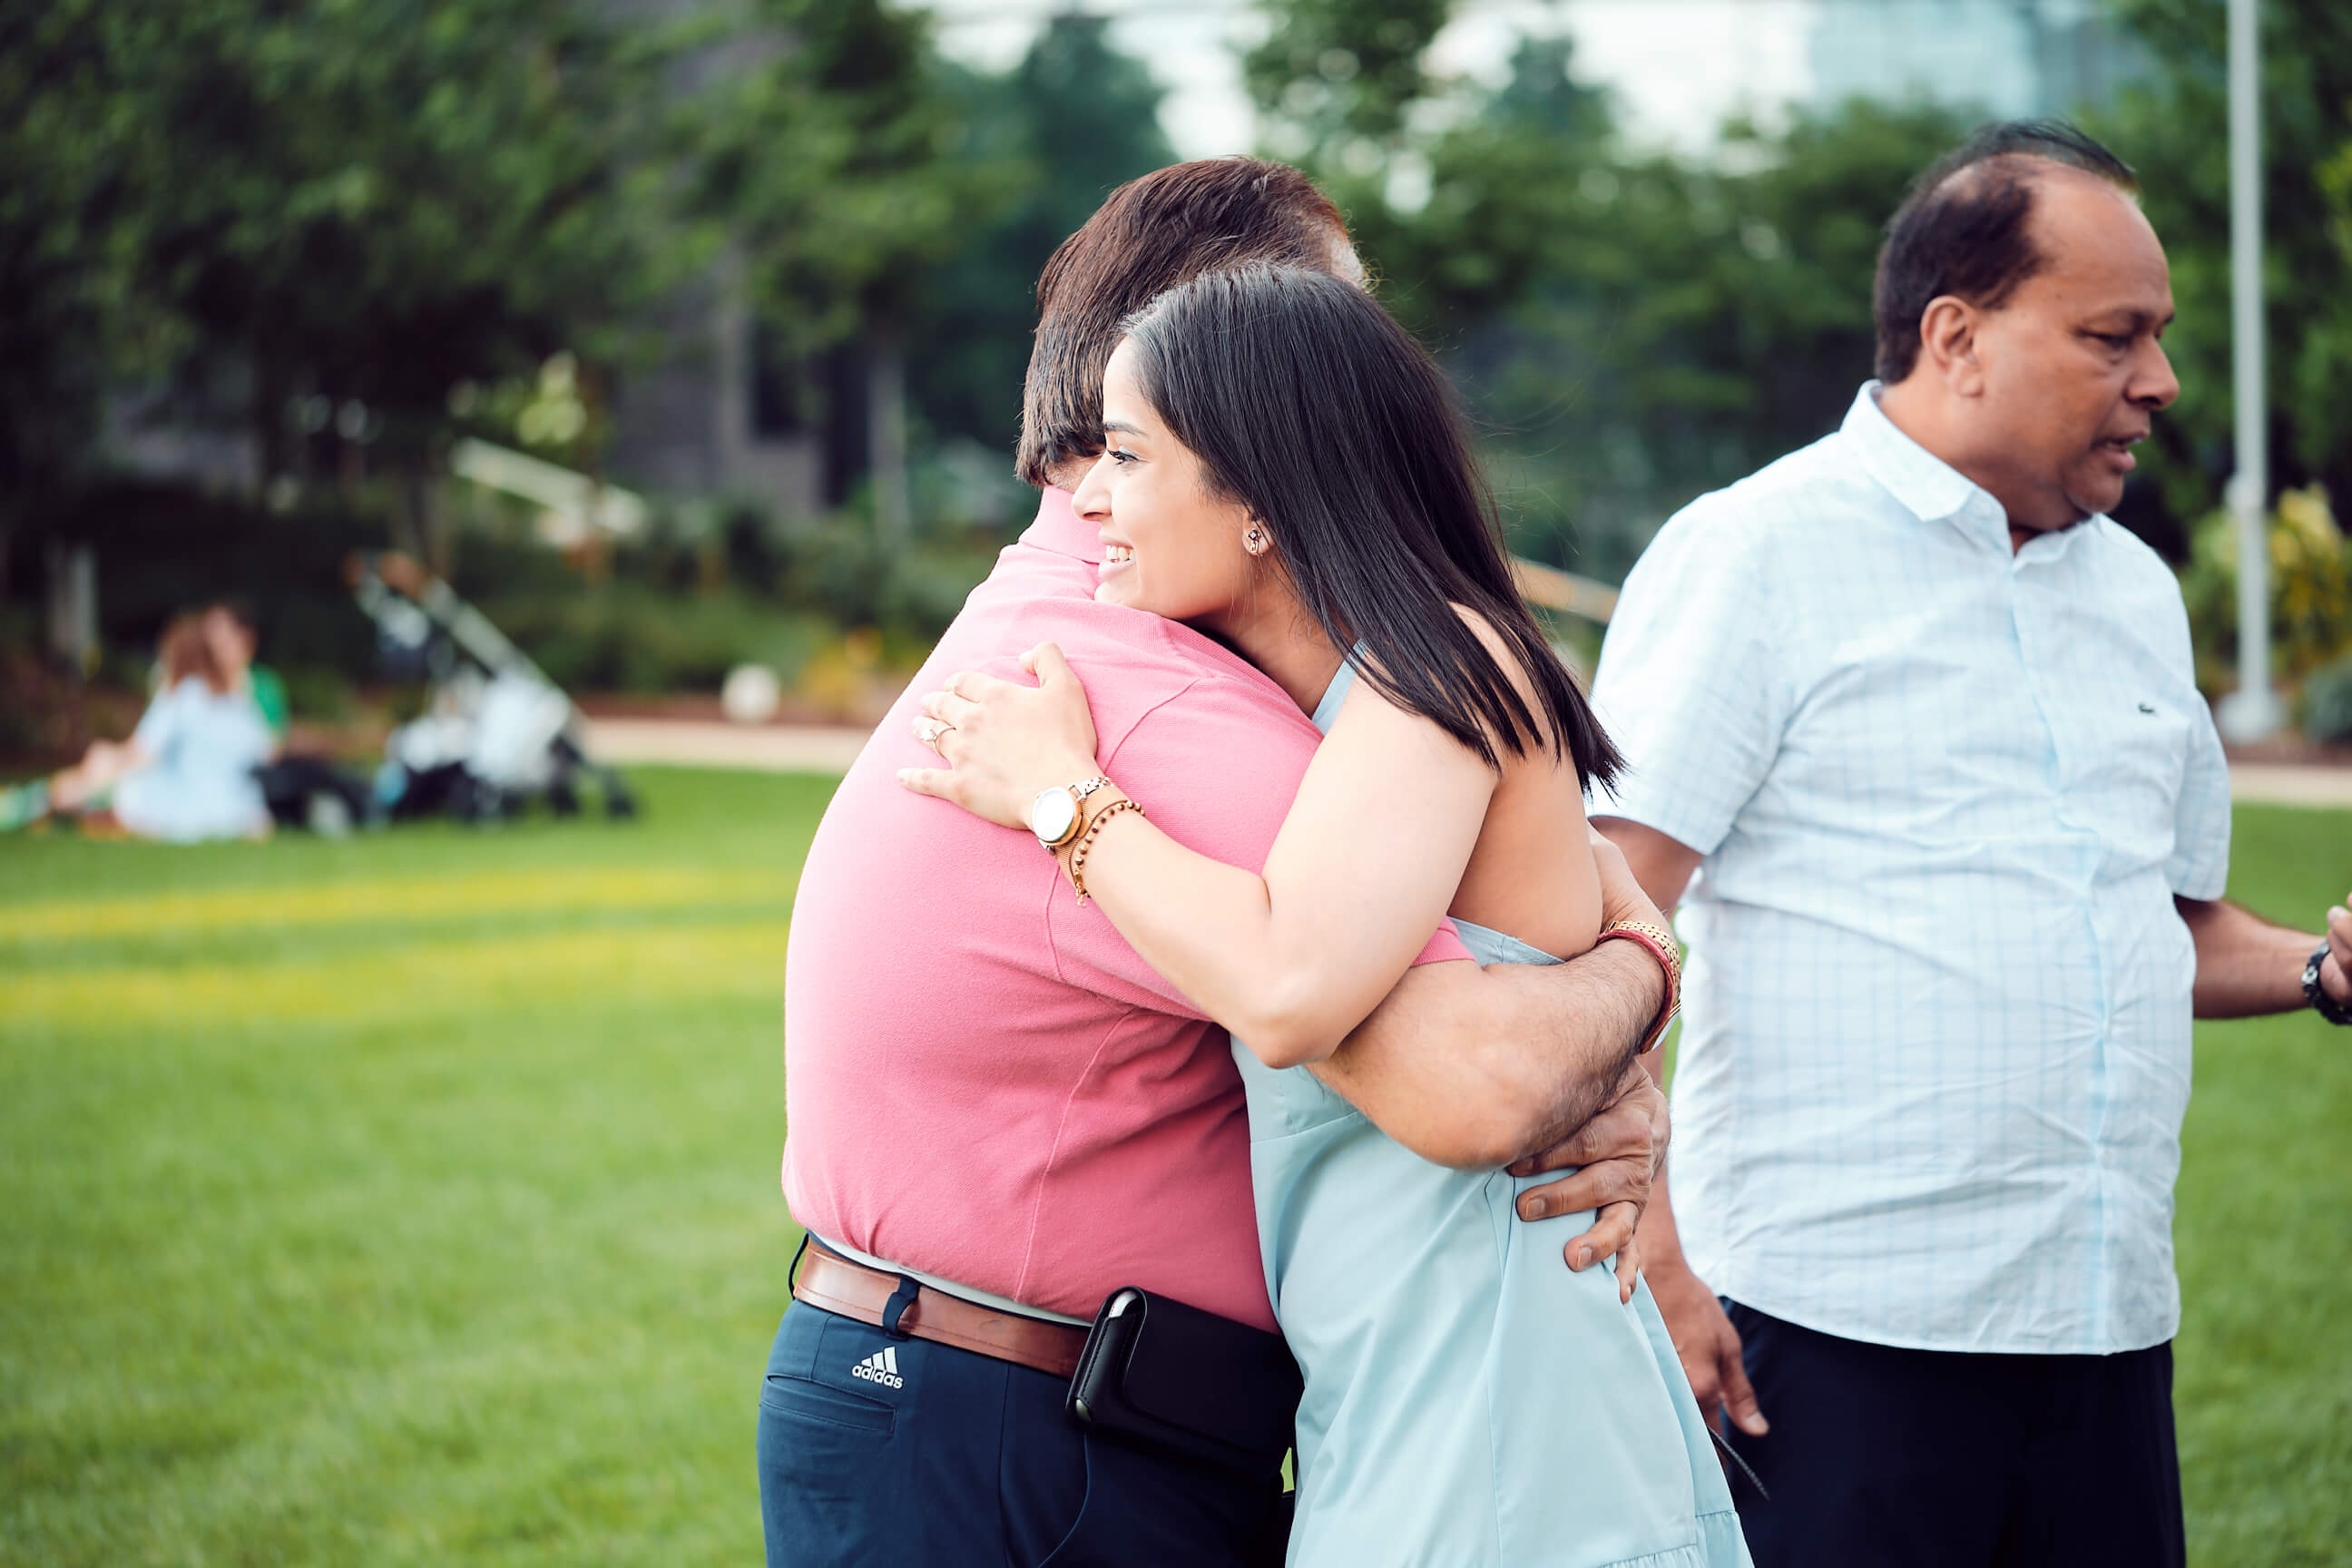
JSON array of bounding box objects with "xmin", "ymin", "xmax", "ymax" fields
[{"xmin": 2304, "ymin": 940, "xmax": 2350, "ymax": 1026}]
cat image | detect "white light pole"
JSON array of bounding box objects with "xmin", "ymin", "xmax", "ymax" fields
[{"xmin": 2218, "ymin": 0, "xmax": 2283, "ymax": 740}]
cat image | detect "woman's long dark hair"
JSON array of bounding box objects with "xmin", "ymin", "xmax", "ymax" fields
[{"xmin": 1122, "ymin": 265, "xmax": 1622, "ymax": 789}]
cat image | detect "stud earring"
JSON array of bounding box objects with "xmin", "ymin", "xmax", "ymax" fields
[{"xmin": 1245, "ymin": 527, "xmax": 1266, "ymax": 554}]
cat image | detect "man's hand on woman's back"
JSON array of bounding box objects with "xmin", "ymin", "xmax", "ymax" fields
[{"xmin": 1506, "ymin": 1058, "xmax": 1669, "ymax": 1302}]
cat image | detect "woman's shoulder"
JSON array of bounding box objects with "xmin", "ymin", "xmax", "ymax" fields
[
  {"xmin": 1448, "ymin": 603, "xmax": 1529, "ymax": 676},
  {"xmin": 1451, "ymin": 603, "xmax": 1558, "ymax": 741},
  {"xmin": 1336, "ymin": 615, "xmax": 1533, "ymax": 775},
  {"xmin": 1337, "ymin": 603, "xmax": 1592, "ymax": 787},
  {"xmin": 1347, "ymin": 605, "xmax": 1529, "ymax": 689}
]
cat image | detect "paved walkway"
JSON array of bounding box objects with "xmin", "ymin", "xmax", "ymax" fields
[
  {"xmin": 585, "ymin": 717, "xmax": 2352, "ymax": 808},
  {"xmin": 583, "ymin": 717, "xmax": 872, "ymax": 775},
  {"xmin": 2220, "ymin": 763, "xmax": 2352, "ymax": 808}
]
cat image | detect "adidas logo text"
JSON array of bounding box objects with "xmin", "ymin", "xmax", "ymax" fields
[{"xmin": 850, "ymin": 1346, "xmax": 905, "ymax": 1389}]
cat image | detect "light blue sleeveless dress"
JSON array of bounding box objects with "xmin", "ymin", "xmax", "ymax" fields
[{"xmin": 1237, "ymin": 662, "xmax": 1749, "ymax": 1568}]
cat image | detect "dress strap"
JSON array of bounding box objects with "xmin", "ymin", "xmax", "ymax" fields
[{"xmin": 1310, "ymin": 649, "xmax": 1367, "ymax": 734}]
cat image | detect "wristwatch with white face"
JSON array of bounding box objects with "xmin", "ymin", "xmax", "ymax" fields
[{"xmin": 1031, "ymin": 776, "xmax": 1112, "ymax": 851}]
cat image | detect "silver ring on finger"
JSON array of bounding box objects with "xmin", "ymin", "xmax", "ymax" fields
[{"xmin": 915, "ymin": 716, "xmax": 955, "ymax": 756}]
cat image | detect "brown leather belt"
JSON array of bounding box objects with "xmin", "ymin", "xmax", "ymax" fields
[{"xmin": 791, "ymin": 1242, "xmax": 1088, "ymax": 1382}]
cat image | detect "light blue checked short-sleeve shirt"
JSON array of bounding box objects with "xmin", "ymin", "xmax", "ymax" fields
[{"xmin": 1592, "ymin": 383, "xmax": 2231, "ymax": 1356}]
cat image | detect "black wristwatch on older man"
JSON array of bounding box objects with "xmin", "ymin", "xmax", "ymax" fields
[{"xmin": 2304, "ymin": 941, "xmax": 2352, "ymax": 1026}]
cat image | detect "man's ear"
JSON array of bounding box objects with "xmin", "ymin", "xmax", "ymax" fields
[{"xmin": 1916, "ymin": 295, "xmax": 1985, "ymax": 398}]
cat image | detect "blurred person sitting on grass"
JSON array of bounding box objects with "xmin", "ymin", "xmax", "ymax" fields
[
  {"xmin": 2, "ymin": 611, "xmax": 274, "ymax": 841},
  {"xmin": 207, "ymin": 599, "xmax": 373, "ymax": 835},
  {"xmin": 205, "ymin": 601, "xmax": 289, "ymax": 743}
]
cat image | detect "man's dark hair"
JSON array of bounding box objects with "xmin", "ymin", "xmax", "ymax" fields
[
  {"xmin": 1016, "ymin": 158, "xmax": 1349, "ymax": 487},
  {"xmin": 1122, "ymin": 265, "xmax": 1622, "ymax": 788},
  {"xmin": 1873, "ymin": 120, "xmax": 2138, "ymax": 384}
]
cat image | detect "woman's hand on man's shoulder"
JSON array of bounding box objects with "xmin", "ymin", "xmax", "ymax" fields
[{"xmin": 897, "ymin": 642, "xmax": 1106, "ymax": 830}]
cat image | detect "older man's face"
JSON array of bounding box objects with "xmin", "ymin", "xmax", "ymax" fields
[{"xmin": 1967, "ymin": 172, "xmax": 2180, "ymax": 534}]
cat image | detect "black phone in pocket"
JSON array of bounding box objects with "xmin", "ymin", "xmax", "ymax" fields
[{"xmin": 1065, "ymin": 1287, "xmax": 1301, "ymax": 1475}]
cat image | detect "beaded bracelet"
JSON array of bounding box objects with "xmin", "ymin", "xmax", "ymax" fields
[{"xmin": 1065, "ymin": 797, "xmax": 1144, "ymax": 906}]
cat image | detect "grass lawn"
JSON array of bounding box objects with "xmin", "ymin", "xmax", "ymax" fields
[
  {"xmin": 2, "ymin": 769, "xmax": 827, "ymax": 1567},
  {"xmin": 2, "ymin": 773, "xmax": 2347, "ymax": 1564}
]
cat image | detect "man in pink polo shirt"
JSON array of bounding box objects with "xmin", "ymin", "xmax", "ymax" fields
[{"xmin": 760, "ymin": 160, "xmax": 1675, "ymax": 1568}]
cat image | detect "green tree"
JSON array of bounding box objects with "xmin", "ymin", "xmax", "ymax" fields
[
  {"xmin": 907, "ymin": 15, "xmax": 1176, "ymax": 460},
  {"xmin": 676, "ymin": 0, "xmax": 1015, "ymax": 539},
  {"xmin": 3, "ymin": 0, "xmax": 1006, "ymax": 564},
  {"xmin": 0, "ymin": 6, "xmax": 109, "ymax": 542},
  {"xmin": 678, "ymin": 0, "xmax": 1006, "ymax": 365},
  {"xmin": 5, "ymin": 0, "xmax": 684, "ymax": 510},
  {"xmin": 1353, "ymin": 34, "xmax": 1616, "ymax": 346},
  {"xmin": 1247, "ymin": 0, "xmax": 1452, "ymax": 173},
  {"xmin": 1457, "ymin": 101, "xmax": 1967, "ymax": 579},
  {"xmin": 1240, "ymin": 12, "xmax": 1968, "ymax": 577},
  {"xmin": 2088, "ymin": 0, "xmax": 2352, "ymax": 554}
]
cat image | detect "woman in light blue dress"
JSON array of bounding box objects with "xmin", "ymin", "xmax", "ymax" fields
[
  {"xmin": 1235, "ymin": 661, "xmax": 1743, "ymax": 1566},
  {"xmin": 5, "ymin": 612, "xmax": 273, "ymax": 842},
  {"xmin": 112, "ymin": 662, "xmax": 275, "ymax": 842},
  {"xmin": 905, "ymin": 264, "xmax": 1746, "ymax": 1566}
]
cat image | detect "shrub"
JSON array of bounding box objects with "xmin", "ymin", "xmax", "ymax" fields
[
  {"xmin": 2302, "ymin": 654, "xmax": 2352, "ymax": 746},
  {"xmin": 10, "ymin": 478, "xmax": 389, "ymax": 679},
  {"xmin": 477, "ymin": 582, "xmax": 829, "ymax": 694},
  {"xmin": 278, "ymin": 664, "xmax": 358, "ymax": 721},
  {"xmin": 2179, "ymin": 485, "xmax": 2352, "ymax": 696},
  {"xmin": 8, "ymin": 476, "xmax": 1003, "ymax": 701}
]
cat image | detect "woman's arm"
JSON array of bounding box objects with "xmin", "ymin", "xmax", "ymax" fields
[
  {"xmin": 900, "ymin": 642, "xmax": 1494, "ymax": 1068},
  {"xmin": 48, "ymin": 738, "xmax": 152, "ymax": 812}
]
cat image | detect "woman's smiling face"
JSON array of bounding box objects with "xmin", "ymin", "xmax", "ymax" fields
[{"xmin": 1070, "ymin": 339, "xmax": 1260, "ymax": 629}]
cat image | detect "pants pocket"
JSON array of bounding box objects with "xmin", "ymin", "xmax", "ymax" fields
[
  {"xmin": 1033, "ymin": 1434, "xmax": 1283, "ymax": 1568},
  {"xmin": 761, "ymin": 1374, "xmax": 896, "ymax": 1436},
  {"xmin": 759, "ymin": 1374, "xmax": 899, "ymax": 1568}
]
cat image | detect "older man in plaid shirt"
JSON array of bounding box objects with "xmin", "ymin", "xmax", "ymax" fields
[{"xmin": 1592, "ymin": 121, "xmax": 2352, "ymax": 1568}]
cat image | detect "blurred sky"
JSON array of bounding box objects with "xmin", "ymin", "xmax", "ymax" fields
[{"xmin": 927, "ymin": 0, "xmax": 1823, "ymax": 159}]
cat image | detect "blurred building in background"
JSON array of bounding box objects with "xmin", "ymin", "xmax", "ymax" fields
[
  {"xmin": 606, "ymin": 279, "xmax": 837, "ymax": 515},
  {"xmin": 1808, "ymin": 0, "xmax": 2146, "ymax": 119}
]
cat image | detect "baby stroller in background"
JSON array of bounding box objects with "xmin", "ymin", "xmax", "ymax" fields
[{"xmin": 350, "ymin": 553, "xmax": 636, "ymax": 823}]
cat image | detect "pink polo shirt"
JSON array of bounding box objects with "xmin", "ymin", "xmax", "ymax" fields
[{"xmin": 781, "ymin": 488, "xmax": 1467, "ymax": 1330}]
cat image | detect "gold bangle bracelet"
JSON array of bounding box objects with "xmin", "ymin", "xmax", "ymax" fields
[
  {"xmin": 1066, "ymin": 797, "xmax": 1144, "ymax": 906},
  {"xmin": 1594, "ymin": 918, "xmax": 1683, "ymax": 1054},
  {"xmin": 1600, "ymin": 917, "xmax": 1682, "ymax": 993}
]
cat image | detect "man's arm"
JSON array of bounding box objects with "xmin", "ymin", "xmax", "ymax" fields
[
  {"xmin": 1591, "ymin": 816, "xmax": 1769, "ymax": 1437},
  {"xmin": 1621, "ymin": 1072, "xmax": 1766, "ymax": 1436},
  {"xmin": 1312, "ymin": 828, "xmax": 1675, "ymax": 1171},
  {"xmin": 2177, "ymin": 893, "xmax": 2352, "ymax": 1016},
  {"xmin": 1311, "ymin": 938, "xmax": 1661, "ymax": 1171},
  {"xmin": 1308, "ymin": 831, "xmax": 1679, "ymax": 1297}
]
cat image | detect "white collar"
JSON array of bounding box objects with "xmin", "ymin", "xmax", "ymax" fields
[{"xmin": 1841, "ymin": 382, "xmax": 2102, "ymax": 562}]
